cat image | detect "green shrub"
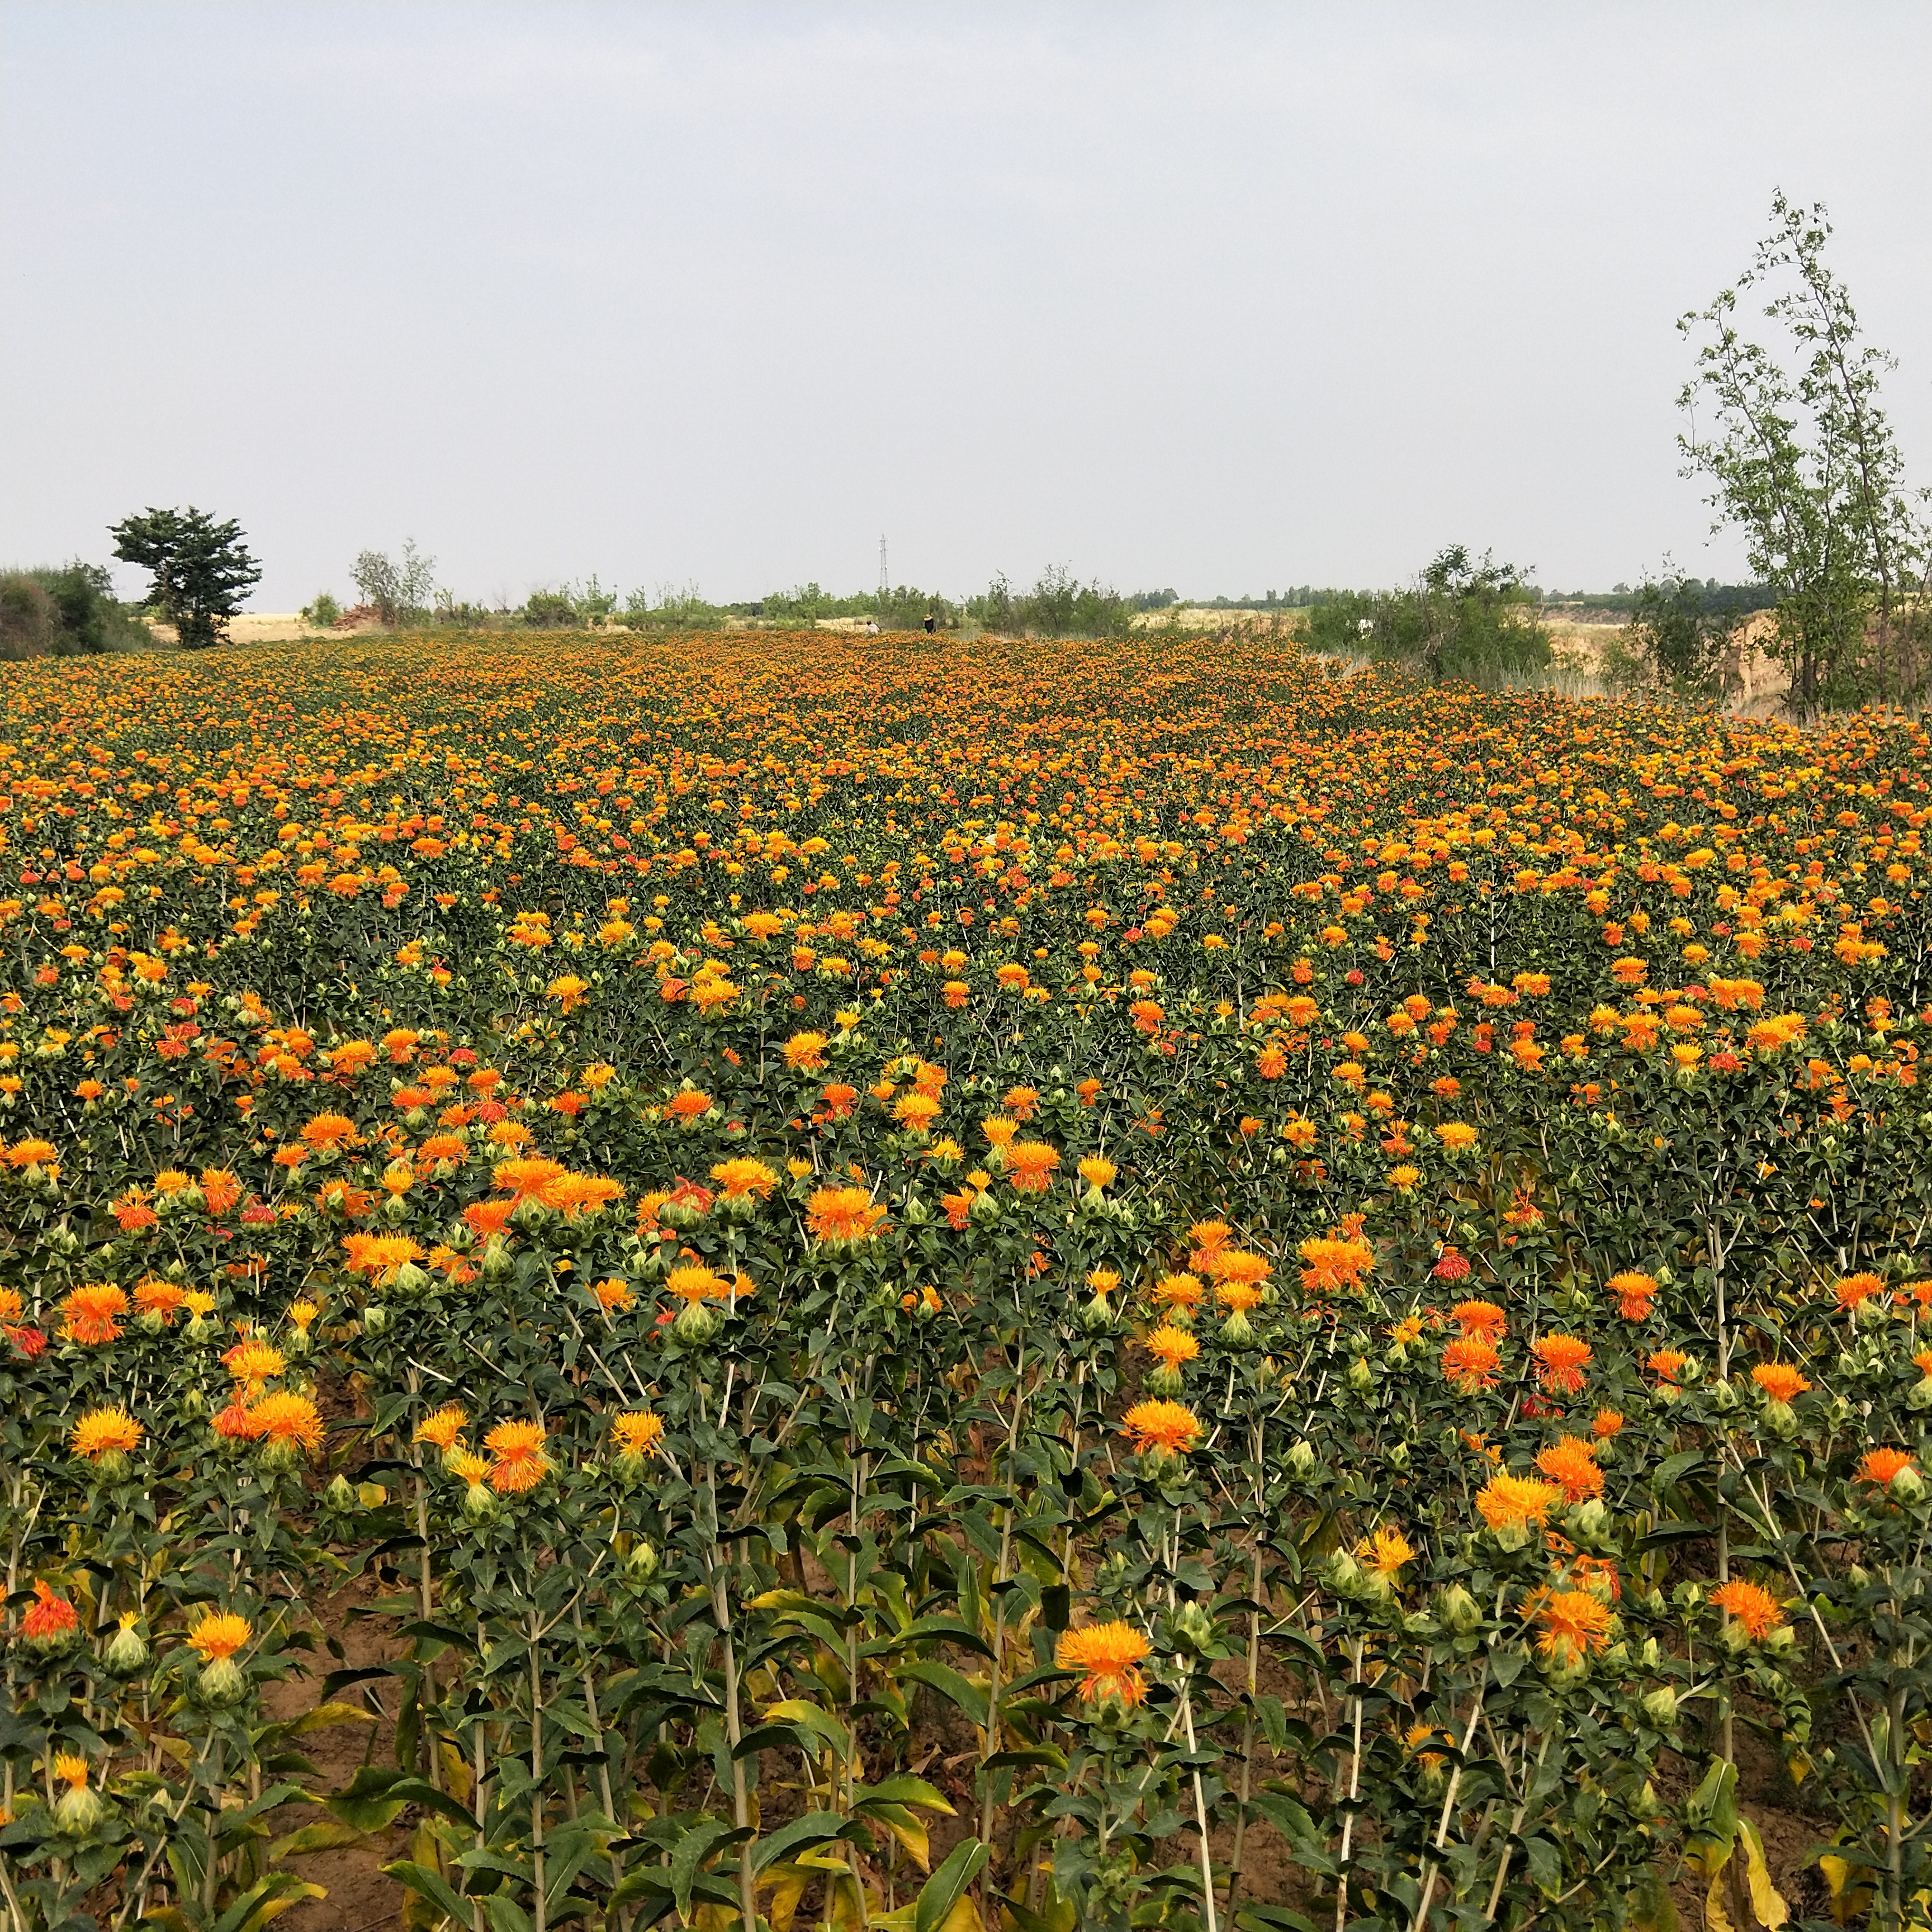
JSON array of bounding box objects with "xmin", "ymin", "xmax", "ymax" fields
[
  {"xmin": 301, "ymin": 592, "xmax": 342, "ymax": 629},
  {"xmin": 0, "ymin": 562, "xmax": 149, "ymax": 659}
]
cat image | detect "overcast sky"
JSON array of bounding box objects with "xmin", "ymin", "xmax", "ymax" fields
[{"xmin": 4, "ymin": 2, "xmax": 1929, "ymax": 610}]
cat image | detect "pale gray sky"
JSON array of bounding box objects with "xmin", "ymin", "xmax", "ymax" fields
[{"xmin": 4, "ymin": 2, "xmax": 1928, "ymax": 609}]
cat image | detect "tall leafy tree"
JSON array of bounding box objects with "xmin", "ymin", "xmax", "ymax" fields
[
  {"xmin": 110, "ymin": 505, "xmax": 262, "ymax": 649},
  {"xmin": 1678, "ymin": 193, "xmax": 1929, "ymax": 716}
]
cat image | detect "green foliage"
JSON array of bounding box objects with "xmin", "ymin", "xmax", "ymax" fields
[
  {"xmin": 1305, "ymin": 546, "xmax": 1554, "ymax": 685},
  {"xmin": 1622, "ymin": 576, "xmax": 1756, "ymax": 699},
  {"xmin": 110, "ymin": 506, "xmax": 262, "ymax": 650},
  {"xmin": 0, "ymin": 563, "xmax": 149, "ymax": 659},
  {"xmin": 757, "ymin": 583, "xmax": 963, "ymax": 632},
  {"xmin": 350, "ymin": 540, "xmax": 437, "ymax": 629},
  {"xmin": 970, "ymin": 567, "xmax": 1137, "ymax": 638},
  {"xmin": 1679, "ymin": 192, "xmax": 1931, "ymax": 717},
  {"xmin": 299, "ymin": 593, "xmax": 342, "ymax": 631}
]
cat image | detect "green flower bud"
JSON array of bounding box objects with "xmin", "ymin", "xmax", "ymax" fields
[
  {"xmin": 1171, "ymin": 1602, "xmax": 1216, "ymax": 1654},
  {"xmin": 198, "ymin": 1655, "xmax": 248, "ymax": 1706},
  {"xmin": 1346, "ymin": 1357, "xmax": 1375, "ymax": 1396},
  {"xmin": 1285, "ymin": 1438, "xmax": 1317, "ymax": 1478},
  {"xmin": 627, "ymin": 1540, "xmax": 660, "ymax": 1581},
  {"xmin": 325, "ymin": 1474, "xmax": 358, "ymax": 1512},
  {"xmin": 463, "ymin": 1481, "xmax": 499, "ymax": 1524},
  {"xmin": 106, "ymin": 1618, "xmax": 150, "ymax": 1675},
  {"xmin": 362, "ymin": 1304, "xmax": 389, "ymax": 1336},
  {"xmin": 673, "ymin": 1299, "xmax": 722, "ymax": 1344},
  {"xmin": 1437, "ymin": 1583, "xmax": 1481, "ymax": 1634},
  {"xmin": 55, "ymin": 1781, "xmax": 105, "ymax": 1838},
  {"xmin": 1641, "ymin": 1687, "xmax": 1678, "ymax": 1725}
]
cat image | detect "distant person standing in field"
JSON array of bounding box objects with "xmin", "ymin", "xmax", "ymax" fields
[{"xmin": 924, "ymin": 610, "xmax": 936, "ymax": 633}]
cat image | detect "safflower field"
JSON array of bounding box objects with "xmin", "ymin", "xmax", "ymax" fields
[{"xmin": 2, "ymin": 628, "xmax": 1930, "ymax": 1932}]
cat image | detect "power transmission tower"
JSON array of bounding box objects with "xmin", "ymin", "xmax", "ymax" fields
[{"xmin": 879, "ymin": 535, "xmax": 888, "ymax": 597}]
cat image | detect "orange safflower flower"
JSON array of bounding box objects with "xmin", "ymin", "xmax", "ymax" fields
[
  {"xmin": 1592, "ymin": 1408, "xmax": 1625, "ymax": 1440},
  {"xmin": 612, "ymin": 1411, "xmax": 665, "ymax": 1457},
  {"xmin": 1078, "ymin": 1155, "xmax": 1117, "ymax": 1191},
  {"xmin": 464, "ymin": 1199, "xmax": 514, "ymax": 1239},
  {"xmin": 665, "ymin": 1265, "xmax": 728, "ymax": 1304},
  {"xmin": 342, "ymin": 1233, "xmax": 427, "ymax": 1283},
  {"xmin": 414, "ymin": 1405, "xmax": 468, "ymax": 1451},
  {"xmin": 593, "ymin": 1277, "xmax": 634, "ymax": 1314},
  {"xmin": 299, "ymin": 1112, "xmax": 359, "ymax": 1149},
  {"xmin": 1648, "ymin": 1348, "xmax": 1689, "ymax": 1384},
  {"xmin": 1056, "ymin": 1621, "xmax": 1151, "ymax": 1705},
  {"xmin": 1442, "ymin": 1334, "xmax": 1502, "ymax": 1393},
  {"xmin": 1450, "ymin": 1299, "xmax": 1507, "ymax": 1338},
  {"xmin": 1153, "ymin": 1272, "xmax": 1205, "ymax": 1317},
  {"xmin": 200, "ymin": 1168, "xmax": 243, "ymax": 1215},
  {"xmin": 711, "ymin": 1157, "xmax": 777, "ymax": 1200},
  {"xmin": 1532, "ymin": 1334, "xmax": 1592, "ymax": 1395},
  {"xmin": 1751, "ymin": 1362, "xmax": 1811, "ymax": 1404},
  {"xmin": 1858, "ymin": 1448, "xmax": 1915, "ymax": 1486},
  {"xmin": 222, "ymin": 1338, "xmax": 286, "ymax": 1387},
  {"xmin": 1535, "ymin": 1435, "xmax": 1603, "ymax": 1503},
  {"xmin": 1475, "ymin": 1472, "xmax": 1560, "ymax": 1530},
  {"xmin": 1605, "ymin": 1271, "xmax": 1657, "ymax": 1320},
  {"xmin": 188, "ymin": 1611, "xmax": 253, "ymax": 1662},
  {"xmin": 70, "ymin": 1407, "xmax": 142, "ymax": 1461},
  {"xmin": 248, "ymin": 1391, "xmax": 325, "ymax": 1452},
  {"xmin": 806, "ymin": 1185, "xmax": 887, "ymax": 1244},
  {"xmin": 667, "ymin": 1090, "xmax": 714, "ymax": 1121},
  {"xmin": 783, "ymin": 1031, "xmax": 828, "ymax": 1070},
  {"xmin": 1005, "ymin": 1142, "xmax": 1060, "ymax": 1192},
  {"xmin": 1711, "ymin": 1579, "xmax": 1784, "ymax": 1640},
  {"xmin": 1835, "ymin": 1272, "xmax": 1884, "ymax": 1311},
  {"xmin": 1144, "ymin": 1324, "xmax": 1200, "ymax": 1371},
  {"xmin": 58, "ymin": 1283, "xmax": 128, "ymax": 1346},
  {"xmin": 541, "ymin": 1173, "xmax": 624, "ymax": 1217},
  {"xmin": 22, "ymin": 1580, "xmax": 79, "ymax": 1645},
  {"xmin": 1536, "ymin": 1589, "xmax": 1613, "ymax": 1664},
  {"xmin": 1120, "ymin": 1399, "xmax": 1202, "ymax": 1457},
  {"xmin": 483, "ymin": 1418, "xmax": 551, "ymax": 1493},
  {"xmin": 133, "ymin": 1277, "xmax": 187, "ymax": 1322},
  {"xmin": 491, "ymin": 1157, "xmax": 567, "ymax": 1205},
  {"xmin": 1356, "ymin": 1526, "xmax": 1415, "ymax": 1577},
  {"xmin": 1299, "ymin": 1235, "xmax": 1375, "ymax": 1293}
]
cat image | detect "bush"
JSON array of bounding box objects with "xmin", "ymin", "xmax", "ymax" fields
[
  {"xmin": 300, "ymin": 593, "xmax": 342, "ymax": 630},
  {"xmin": 1305, "ymin": 547, "xmax": 1554, "ymax": 685},
  {"xmin": 524, "ymin": 590, "xmax": 578, "ymax": 628},
  {"xmin": 0, "ymin": 563, "xmax": 149, "ymax": 659},
  {"xmin": 970, "ymin": 566, "xmax": 1137, "ymax": 637}
]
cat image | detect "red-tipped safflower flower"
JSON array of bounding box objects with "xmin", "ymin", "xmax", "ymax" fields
[
  {"xmin": 1450, "ymin": 1299, "xmax": 1507, "ymax": 1338},
  {"xmin": 21, "ymin": 1580, "xmax": 79, "ymax": 1646},
  {"xmin": 1536, "ymin": 1589, "xmax": 1613, "ymax": 1664},
  {"xmin": 1605, "ymin": 1272, "xmax": 1657, "ymax": 1320},
  {"xmin": 1711, "ymin": 1579, "xmax": 1784, "ymax": 1640},
  {"xmin": 484, "ymin": 1419, "xmax": 551, "ymax": 1493},
  {"xmin": 1532, "ymin": 1335, "xmax": 1592, "ymax": 1396},
  {"xmin": 1442, "ymin": 1334, "xmax": 1502, "ymax": 1394},
  {"xmin": 806, "ymin": 1185, "xmax": 887, "ymax": 1244}
]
